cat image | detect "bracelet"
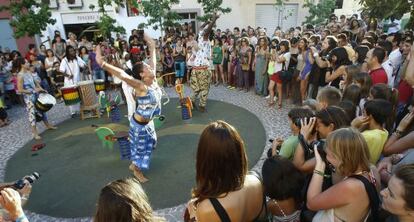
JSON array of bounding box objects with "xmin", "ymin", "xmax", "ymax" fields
[
  {"xmin": 393, "ymin": 129, "xmax": 403, "ymax": 138},
  {"xmin": 314, "ymin": 169, "xmax": 331, "ymax": 178},
  {"xmin": 15, "ymin": 214, "xmax": 27, "ymax": 222}
]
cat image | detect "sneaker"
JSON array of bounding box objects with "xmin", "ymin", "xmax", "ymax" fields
[{"xmin": 265, "ymin": 95, "xmax": 270, "ymax": 99}]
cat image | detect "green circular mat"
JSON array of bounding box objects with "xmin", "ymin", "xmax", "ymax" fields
[{"xmin": 5, "ymin": 98, "xmax": 266, "ymax": 218}]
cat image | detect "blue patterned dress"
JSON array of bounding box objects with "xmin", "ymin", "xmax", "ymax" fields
[{"xmin": 127, "ymin": 85, "xmax": 162, "ymax": 170}]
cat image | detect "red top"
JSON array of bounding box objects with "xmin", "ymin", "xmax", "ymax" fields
[
  {"xmin": 398, "ymin": 80, "xmax": 413, "ymax": 104},
  {"xmin": 25, "ymin": 52, "xmax": 36, "ymax": 61},
  {"xmin": 369, "ymin": 68, "xmax": 388, "ymax": 85}
]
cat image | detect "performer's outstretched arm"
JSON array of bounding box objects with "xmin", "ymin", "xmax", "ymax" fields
[
  {"xmin": 96, "ymin": 45, "xmax": 146, "ymax": 92},
  {"xmin": 144, "ymin": 34, "xmax": 156, "ymax": 75},
  {"xmin": 202, "ymin": 13, "xmax": 220, "ymax": 40},
  {"xmin": 406, "ymin": 45, "xmax": 414, "ymax": 85}
]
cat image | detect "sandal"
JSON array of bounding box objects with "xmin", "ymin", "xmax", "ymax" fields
[{"xmin": 32, "ymin": 143, "xmax": 45, "ymax": 151}]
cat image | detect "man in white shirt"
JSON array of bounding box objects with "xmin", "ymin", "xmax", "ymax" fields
[
  {"xmin": 190, "ymin": 13, "xmax": 219, "ymax": 112},
  {"xmin": 60, "ymin": 45, "xmax": 86, "ymax": 117},
  {"xmin": 385, "ymin": 16, "xmax": 401, "ymax": 34},
  {"xmin": 387, "ymin": 33, "xmax": 403, "ymax": 81},
  {"xmin": 382, "ymin": 59, "xmax": 394, "ymax": 87},
  {"xmin": 248, "ymin": 28, "xmax": 258, "ymax": 46}
]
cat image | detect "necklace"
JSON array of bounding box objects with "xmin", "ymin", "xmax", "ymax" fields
[{"xmin": 272, "ymin": 199, "xmax": 287, "ymax": 217}]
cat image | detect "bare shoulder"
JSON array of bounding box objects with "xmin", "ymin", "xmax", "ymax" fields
[{"xmin": 339, "ymin": 177, "xmax": 367, "ymax": 195}]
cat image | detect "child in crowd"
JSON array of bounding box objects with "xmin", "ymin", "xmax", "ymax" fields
[
  {"xmin": 315, "ymin": 86, "xmax": 342, "ymax": 110},
  {"xmin": 270, "ymin": 107, "xmax": 314, "ymax": 160},
  {"xmin": 352, "ymin": 99, "xmax": 392, "ymax": 164}
]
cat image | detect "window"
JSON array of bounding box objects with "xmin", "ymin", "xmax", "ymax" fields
[
  {"xmin": 177, "ymin": 12, "xmax": 197, "ymax": 34},
  {"xmin": 336, "ymin": 0, "xmax": 343, "ymax": 9}
]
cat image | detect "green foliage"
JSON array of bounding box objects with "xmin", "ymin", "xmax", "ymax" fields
[
  {"xmin": 138, "ymin": 0, "xmax": 181, "ymax": 32},
  {"xmin": 359, "ymin": 0, "xmax": 414, "ymax": 28},
  {"xmin": 90, "ymin": 0, "xmax": 126, "ymax": 38},
  {"xmin": 97, "ymin": 14, "xmax": 125, "ymax": 38},
  {"xmin": 196, "ymin": 0, "xmax": 231, "ymax": 22},
  {"xmin": 0, "ymin": 0, "xmax": 56, "ymax": 38},
  {"xmin": 303, "ymin": 0, "xmax": 336, "ymax": 26}
]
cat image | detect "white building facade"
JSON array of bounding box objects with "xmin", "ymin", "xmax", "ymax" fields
[{"xmin": 40, "ymin": 0, "xmax": 315, "ymax": 45}]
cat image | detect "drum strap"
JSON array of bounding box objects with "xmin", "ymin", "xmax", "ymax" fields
[{"xmin": 65, "ymin": 58, "xmax": 81, "ymax": 84}]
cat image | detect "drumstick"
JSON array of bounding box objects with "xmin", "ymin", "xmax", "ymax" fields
[{"xmin": 159, "ymin": 72, "xmax": 176, "ymax": 78}]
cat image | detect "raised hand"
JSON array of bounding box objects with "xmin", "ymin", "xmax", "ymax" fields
[{"xmin": 95, "ymin": 45, "xmax": 104, "ymax": 67}]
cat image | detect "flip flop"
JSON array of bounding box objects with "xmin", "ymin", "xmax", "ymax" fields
[{"xmin": 32, "ymin": 143, "xmax": 46, "ymax": 152}]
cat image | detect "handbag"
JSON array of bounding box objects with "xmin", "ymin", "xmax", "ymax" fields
[{"xmin": 279, "ymin": 58, "xmax": 293, "ymax": 82}]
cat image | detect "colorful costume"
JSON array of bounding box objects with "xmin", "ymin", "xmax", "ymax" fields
[
  {"xmin": 128, "ymin": 85, "xmax": 162, "ymax": 170},
  {"xmin": 190, "ymin": 28, "xmax": 212, "ymax": 108},
  {"xmin": 19, "ymin": 72, "xmax": 47, "ymax": 126}
]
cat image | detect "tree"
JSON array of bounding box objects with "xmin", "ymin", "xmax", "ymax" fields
[
  {"xmin": 303, "ymin": 0, "xmax": 336, "ymax": 26},
  {"xmin": 137, "ymin": 0, "xmax": 181, "ymax": 34},
  {"xmin": 359, "ymin": 0, "xmax": 414, "ymax": 29},
  {"xmin": 0, "ymin": 0, "xmax": 56, "ymax": 38},
  {"xmin": 90, "ymin": 0, "xmax": 126, "ymax": 38},
  {"xmin": 196, "ymin": 0, "xmax": 231, "ymax": 22}
]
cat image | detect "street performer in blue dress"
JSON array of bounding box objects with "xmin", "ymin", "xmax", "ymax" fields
[{"xmin": 96, "ymin": 34, "xmax": 161, "ymax": 183}]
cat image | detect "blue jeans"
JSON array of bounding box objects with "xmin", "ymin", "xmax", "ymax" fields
[
  {"xmin": 175, "ymin": 61, "xmax": 185, "ymax": 78},
  {"xmin": 93, "ymin": 69, "xmax": 105, "ymax": 80}
]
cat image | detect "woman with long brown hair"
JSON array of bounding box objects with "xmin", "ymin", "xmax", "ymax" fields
[
  {"xmin": 253, "ymin": 36, "xmax": 269, "ymax": 96},
  {"xmin": 185, "ymin": 121, "xmax": 265, "ymax": 222},
  {"xmin": 95, "ymin": 178, "xmax": 165, "ymax": 222}
]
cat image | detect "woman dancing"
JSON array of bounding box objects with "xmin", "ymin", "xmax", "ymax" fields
[{"xmin": 96, "ymin": 34, "xmax": 161, "ymax": 183}]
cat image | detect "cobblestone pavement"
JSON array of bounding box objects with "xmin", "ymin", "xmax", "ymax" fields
[{"xmin": 0, "ymin": 85, "xmax": 293, "ymax": 222}]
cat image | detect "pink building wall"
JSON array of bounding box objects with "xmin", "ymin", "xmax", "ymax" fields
[{"xmin": 0, "ymin": 0, "xmax": 36, "ymax": 54}]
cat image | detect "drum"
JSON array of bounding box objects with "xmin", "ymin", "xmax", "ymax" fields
[
  {"xmin": 78, "ymin": 80, "xmax": 98, "ymax": 106},
  {"xmin": 94, "ymin": 79, "xmax": 105, "ymax": 93},
  {"xmin": 35, "ymin": 93, "xmax": 56, "ymax": 112},
  {"xmin": 61, "ymin": 85, "xmax": 80, "ymax": 105},
  {"xmin": 116, "ymin": 131, "xmax": 130, "ymax": 160}
]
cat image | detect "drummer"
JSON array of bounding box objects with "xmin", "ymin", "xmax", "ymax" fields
[
  {"xmin": 59, "ymin": 45, "xmax": 86, "ymax": 118},
  {"xmin": 16, "ymin": 57, "xmax": 56, "ymax": 140}
]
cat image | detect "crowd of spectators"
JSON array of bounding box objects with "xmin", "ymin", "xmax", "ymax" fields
[{"xmin": 1, "ymin": 11, "xmax": 414, "ymax": 222}]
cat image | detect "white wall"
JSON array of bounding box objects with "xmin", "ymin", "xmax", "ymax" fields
[
  {"xmin": 40, "ymin": 0, "xmax": 311, "ymax": 45},
  {"xmin": 172, "ymin": 0, "xmax": 310, "ymax": 32},
  {"xmin": 334, "ymin": 0, "xmax": 362, "ymax": 18}
]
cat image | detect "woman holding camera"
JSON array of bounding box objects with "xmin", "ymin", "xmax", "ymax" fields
[
  {"xmin": 308, "ymin": 128, "xmax": 380, "ymax": 221},
  {"xmin": 293, "ymin": 106, "xmax": 350, "ymax": 173},
  {"xmin": 309, "ymin": 36, "xmax": 338, "ymax": 98}
]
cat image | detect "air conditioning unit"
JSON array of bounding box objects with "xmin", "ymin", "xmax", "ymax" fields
[{"xmin": 67, "ymin": 0, "xmax": 83, "ymax": 8}]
